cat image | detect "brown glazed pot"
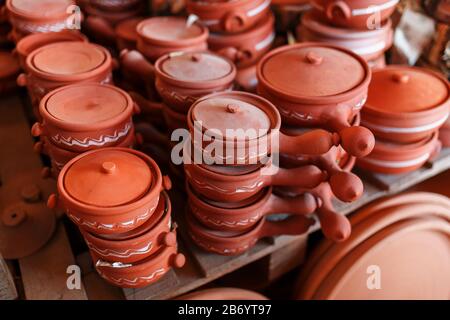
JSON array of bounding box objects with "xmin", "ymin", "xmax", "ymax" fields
[
  {"xmin": 31, "ymin": 83, "xmax": 137, "ymax": 153},
  {"xmin": 82, "ymin": 191, "xmax": 177, "ymax": 264},
  {"xmin": 187, "ymin": 209, "xmax": 314, "ymax": 256},
  {"xmin": 6, "ymin": 0, "xmax": 76, "ymax": 40},
  {"xmin": 310, "ymin": 0, "xmax": 399, "ymax": 29},
  {"xmin": 357, "ymin": 131, "xmax": 441, "ymax": 175},
  {"xmin": 188, "ymin": 184, "xmax": 319, "ymax": 231},
  {"xmin": 257, "ymin": 43, "xmax": 374, "ymax": 158},
  {"xmin": 15, "ymin": 31, "xmax": 88, "ymax": 70},
  {"xmin": 0, "ymin": 50, "xmax": 20, "ymax": 95},
  {"xmin": 208, "ymin": 12, "xmax": 275, "ymax": 69},
  {"xmin": 177, "ymin": 287, "xmax": 268, "ymax": 300},
  {"xmin": 48, "ymin": 148, "xmax": 172, "ymax": 235},
  {"xmin": 361, "ymin": 66, "xmax": 450, "ymax": 143},
  {"xmin": 186, "ymin": 0, "xmax": 271, "ymax": 34},
  {"xmin": 115, "ymin": 17, "xmax": 143, "ymax": 51},
  {"xmin": 187, "ymin": 91, "xmax": 340, "ymax": 166},
  {"xmin": 93, "ymin": 244, "xmax": 185, "ymax": 288},
  {"xmin": 297, "ymin": 12, "xmax": 393, "ymax": 63}
]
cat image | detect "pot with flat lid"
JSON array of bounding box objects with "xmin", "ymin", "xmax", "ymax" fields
[
  {"xmin": 257, "ymin": 42, "xmax": 374, "ymax": 158},
  {"xmin": 361, "ymin": 66, "xmax": 450, "ymax": 143}
]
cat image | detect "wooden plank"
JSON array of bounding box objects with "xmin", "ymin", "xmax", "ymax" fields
[{"xmin": 0, "ymin": 254, "xmax": 17, "ymax": 300}]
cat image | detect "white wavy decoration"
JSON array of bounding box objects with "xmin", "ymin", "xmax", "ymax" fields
[
  {"xmin": 186, "ymin": 171, "xmax": 264, "ymax": 194},
  {"xmin": 86, "ymin": 240, "xmax": 153, "ymax": 259},
  {"xmin": 97, "ymin": 268, "xmax": 166, "ymax": 286}
]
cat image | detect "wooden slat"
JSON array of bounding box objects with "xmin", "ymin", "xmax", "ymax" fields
[{"xmin": 0, "ymin": 254, "xmax": 17, "ymax": 300}]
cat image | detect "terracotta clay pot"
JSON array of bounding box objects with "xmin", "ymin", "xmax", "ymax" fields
[
  {"xmin": 93, "ymin": 244, "xmax": 185, "ymax": 288},
  {"xmin": 310, "ymin": 0, "xmax": 399, "ymax": 29},
  {"xmin": 361, "ymin": 66, "xmax": 450, "ymax": 144},
  {"xmin": 48, "ymin": 148, "xmax": 172, "ymax": 235},
  {"xmin": 90, "ymin": 0, "xmax": 142, "ymax": 12},
  {"xmin": 188, "ymin": 184, "xmax": 319, "ymax": 231},
  {"xmin": 177, "ymin": 287, "xmax": 268, "ymax": 300},
  {"xmin": 115, "ymin": 17, "xmax": 143, "ymax": 51},
  {"xmin": 357, "ymin": 131, "xmax": 441, "ymax": 175},
  {"xmin": 208, "ymin": 12, "xmax": 275, "ymax": 69},
  {"xmin": 187, "ymin": 91, "xmax": 340, "ymax": 166},
  {"xmin": 31, "ymin": 83, "xmax": 137, "ymax": 153},
  {"xmin": 257, "ymin": 43, "xmax": 374, "ymax": 158},
  {"xmin": 0, "ymin": 50, "xmax": 20, "ymax": 95},
  {"xmin": 186, "ymin": 0, "xmax": 271, "ymax": 34},
  {"xmin": 297, "ymin": 12, "xmax": 393, "ymax": 63},
  {"xmin": 15, "ymin": 31, "xmax": 88, "ymax": 70},
  {"xmin": 82, "ymin": 191, "xmax": 177, "ymax": 264},
  {"xmin": 6, "ymin": 0, "xmax": 77, "ymax": 40},
  {"xmin": 187, "ymin": 209, "xmax": 314, "ymax": 256}
]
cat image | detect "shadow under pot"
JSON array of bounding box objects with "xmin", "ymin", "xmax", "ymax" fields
[
  {"xmin": 187, "ymin": 91, "xmax": 340, "ymax": 166},
  {"xmin": 187, "ymin": 209, "xmax": 314, "ymax": 256},
  {"xmin": 47, "ymin": 147, "xmax": 172, "ymax": 235},
  {"xmin": 187, "ymin": 183, "xmax": 320, "ymax": 232},
  {"xmin": 257, "ymin": 43, "xmax": 374, "ymax": 158},
  {"xmin": 361, "ymin": 66, "xmax": 450, "ymax": 144},
  {"xmin": 17, "ymin": 41, "xmax": 114, "ymax": 118},
  {"xmin": 92, "ymin": 244, "xmax": 185, "ymax": 288},
  {"xmin": 186, "ymin": 0, "xmax": 270, "ymax": 34},
  {"xmin": 357, "ymin": 131, "xmax": 441, "ymax": 175},
  {"xmin": 208, "ymin": 12, "xmax": 275, "ymax": 69},
  {"xmin": 31, "ymin": 83, "xmax": 138, "ymax": 153},
  {"xmin": 310, "ymin": 0, "xmax": 398, "ymax": 29},
  {"xmin": 81, "ymin": 191, "xmax": 177, "ymax": 264},
  {"xmin": 0, "ymin": 51, "xmax": 20, "ymax": 95}
]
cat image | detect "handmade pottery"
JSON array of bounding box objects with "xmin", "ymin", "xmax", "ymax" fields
[
  {"xmin": 361, "ymin": 66, "xmax": 450, "ymax": 143},
  {"xmin": 208, "ymin": 12, "xmax": 275, "ymax": 69},
  {"xmin": 93, "ymin": 244, "xmax": 185, "ymax": 288},
  {"xmin": 82, "ymin": 191, "xmax": 177, "ymax": 264},
  {"xmin": 0, "ymin": 51, "xmax": 20, "ymax": 95},
  {"xmin": 47, "ymin": 148, "xmax": 172, "ymax": 234},
  {"xmin": 257, "ymin": 43, "xmax": 374, "ymax": 158},
  {"xmin": 187, "ymin": 209, "xmax": 314, "ymax": 256},
  {"xmin": 115, "ymin": 17, "xmax": 143, "ymax": 51},
  {"xmin": 31, "ymin": 83, "xmax": 137, "ymax": 153},
  {"xmin": 177, "ymin": 287, "xmax": 268, "ymax": 300},
  {"xmin": 90, "ymin": 0, "xmax": 142, "ymax": 12},
  {"xmin": 186, "ymin": 0, "xmax": 271, "ymax": 34},
  {"xmin": 187, "ymin": 91, "xmax": 340, "ymax": 166},
  {"xmin": 187, "ymin": 184, "xmax": 319, "ymax": 231},
  {"xmin": 310, "ymin": 0, "xmax": 399, "ymax": 29},
  {"xmin": 357, "ymin": 131, "xmax": 441, "ymax": 175}
]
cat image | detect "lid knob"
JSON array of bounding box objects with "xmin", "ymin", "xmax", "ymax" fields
[
  {"xmin": 191, "ymin": 53, "xmax": 201, "ymax": 62},
  {"xmin": 226, "ymin": 104, "xmax": 240, "ymax": 113},
  {"xmin": 101, "ymin": 162, "xmax": 117, "ymax": 175},
  {"xmin": 305, "ymin": 52, "xmax": 323, "ymax": 65},
  {"xmin": 392, "ymin": 73, "xmax": 410, "ymax": 84},
  {"xmin": 2, "ymin": 206, "xmax": 27, "ymax": 227}
]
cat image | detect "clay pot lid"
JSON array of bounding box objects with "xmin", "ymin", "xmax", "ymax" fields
[
  {"xmin": 7, "ymin": 0, "xmax": 73, "ymax": 19},
  {"xmin": 156, "ymin": 51, "xmax": 235, "ymax": 85},
  {"xmin": 30, "ymin": 42, "xmax": 107, "ymax": 76},
  {"xmin": 366, "ymin": 66, "xmax": 449, "ymax": 114},
  {"xmin": 16, "ymin": 31, "xmax": 87, "ymax": 57},
  {"xmin": 258, "ymin": 43, "xmax": 368, "ymax": 99},
  {"xmin": 63, "ymin": 149, "xmax": 152, "ymax": 207},
  {"xmin": 116, "ymin": 17, "xmax": 143, "ymax": 42},
  {"xmin": 44, "ymin": 84, "xmax": 130, "ymax": 124},
  {"xmin": 0, "ymin": 51, "xmax": 20, "ymax": 78}
]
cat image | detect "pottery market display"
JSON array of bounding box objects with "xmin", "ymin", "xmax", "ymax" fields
[
  {"xmin": 0, "ymin": 50, "xmax": 20, "ymax": 95},
  {"xmin": 295, "ymin": 192, "xmax": 450, "ymax": 299}
]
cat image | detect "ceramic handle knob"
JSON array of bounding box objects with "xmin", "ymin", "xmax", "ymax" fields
[
  {"xmin": 171, "ymin": 253, "xmax": 186, "ymax": 268},
  {"xmin": 17, "ymin": 73, "xmax": 27, "ymax": 87},
  {"xmin": 162, "ymin": 175, "xmax": 172, "ymax": 191},
  {"xmin": 339, "ymin": 126, "xmax": 375, "ymax": 158},
  {"xmin": 329, "ymin": 171, "xmax": 363, "ymax": 202},
  {"xmin": 226, "ymin": 104, "xmax": 240, "ymax": 113},
  {"xmin": 101, "ymin": 162, "xmax": 116, "ymax": 174},
  {"xmin": 162, "ymin": 232, "xmax": 177, "ymax": 247},
  {"xmin": 31, "ymin": 123, "xmax": 44, "ymax": 137},
  {"xmin": 2, "ymin": 206, "xmax": 27, "ymax": 227},
  {"xmin": 223, "ymin": 11, "xmax": 247, "ymax": 32},
  {"xmin": 305, "ymin": 52, "xmax": 323, "ymax": 65},
  {"xmin": 316, "ymin": 206, "xmax": 351, "ymax": 242},
  {"xmin": 325, "ymin": 1, "xmax": 352, "ymax": 20},
  {"xmin": 392, "ymin": 73, "xmax": 410, "ymax": 84}
]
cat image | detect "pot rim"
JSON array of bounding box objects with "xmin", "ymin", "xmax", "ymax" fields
[
  {"xmin": 257, "ymin": 42, "xmax": 371, "ymax": 105},
  {"xmin": 187, "ymin": 0, "xmax": 267, "ymax": 12},
  {"xmin": 6, "ymin": 0, "xmax": 73, "ymax": 22},
  {"xmin": 371, "ymin": 131, "xmax": 438, "ymax": 154}
]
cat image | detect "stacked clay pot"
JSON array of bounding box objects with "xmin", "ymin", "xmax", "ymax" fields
[
  {"xmin": 47, "ymin": 147, "xmax": 185, "ymax": 288},
  {"xmin": 295, "ymin": 192, "xmax": 450, "ymax": 299},
  {"xmin": 257, "ymin": 43, "xmax": 376, "ymax": 241},
  {"xmin": 271, "ymin": 0, "xmax": 312, "ymax": 33},
  {"xmin": 184, "ymin": 90, "xmax": 347, "ymax": 254},
  {"xmin": 358, "ymin": 66, "xmax": 449, "ymax": 174},
  {"xmin": 186, "ymin": 0, "xmax": 275, "ymax": 92},
  {"xmin": 32, "ymin": 83, "xmax": 139, "ymax": 176}
]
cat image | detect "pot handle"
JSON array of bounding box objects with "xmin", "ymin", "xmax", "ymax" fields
[
  {"xmin": 278, "ymin": 129, "xmax": 340, "ymax": 156},
  {"xmin": 339, "ymin": 126, "xmax": 375, "ymax": 158},
  {"xmin": 162, "ymin": 175, "xmax": 172, "ymax": 191},
  {"xmin": 325, "ymin": 1, "xmax": 352, "ymax": 21},
  {"xmin": 170, "ymin": 253, "xmax": 186, "ymax": 269},
  {"xmin": 129, "ymin": 91, "xmax": 162, "ymax": 116},
  {"xmin": 159, "ymin": 231, "xmax": 178, "ymax": 247},
  {"xmin": 47, "ymin": 194, "xmax": 61, "ymax": 210},
  {"xmin": 329, "ymin": 171, "xmax": 363, "ymax": 203},
  {"xmin": 269, "ymin": 164, "xmax": 327, "ymax": 189},
  {"xmin": 263, "ymin": 192, "xmax": 319, "ymax": 216},
  {"xmin": 223, "ymin": 10, "xmax": 248, "ymax": 33},
  {"xmin": 120, "ymin": 49, "xmax": 155, "ymax": 83},
  {"xmin": 31, "ymin": 122, "xmax": 45, "ymax": 137},
  {"xmin": 217, "ymin": 47, "xmax": 253, "ymax": 64},
  {"xmin": 84, "ymin": 16, "xmax": 116, "ymax": 44},
  {"xmin": 135, "ymin": 122, "xmax": 171, "ymax": 149},
  {"xmin": 258, "ymin": 215, "xmax": 315, "ymax": 239},
  {"xmin": 17, "ymin": 73, "xmax": 27, "ymax": 87}
]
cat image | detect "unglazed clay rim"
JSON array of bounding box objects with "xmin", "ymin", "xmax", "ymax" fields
[
  {"xmin": 257, "ymin": 42, "xmax": 371, "ymax": 104},
  {"xmin": 39, "ymin": 83, "xmax": 134, "ymax": 132},
  {"xmin": 155, "ymin": 51, "xmax": 237, "ymax": 90},
  {"xmin": 57, "ymin": 148, "xmax": 163, "ymax": 215},
  {"xmin": 310, "ymin": 0, "xmax": 399, "ymax": 18},
  {"xmin": 371, "ymin": 131, "xmax": 438, "ymax": 154},
  {"xmin": 136, "ymin": 17, "xmax": 209, "ymax": 48},
  {"xmin": 25, "ymin": 42, "xmax": 112, "ymax": 82},
  {"xmin": 6, "ymin": 0, "xmax": 74, "ymax": 22}
]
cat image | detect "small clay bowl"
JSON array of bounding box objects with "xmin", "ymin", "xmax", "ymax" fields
[
  {"xmin": 310, "ymin": 0, "xmax": 398, "ymax": 29},
  {"xmin": 82, "ymin": 191, "xmax": 177, "ymax": 264},
  {"xmin": 115, "ymin": 17, "xmax": 143, "ymax": 51},
  {"xmin": 186, "ymin": 0, "xmax": 271, "ymax": 34},
  {"xmin": 257, "ymin": 43, "xmax": 374, "ymax": 158},
  {"xmin": 187, "ymin": 91, "xmax": 340, "ymax": 166},
  {"xmin": 32, "ymin": 83, "xmax": 138, "ymax": 153},
  {"xmin": 188, "ymin": 184, "xmax": 319, "ymax": 231},
  {"xmin": 357, "ymin": 131, "xmax": 441, "ymax": 175},
  {"xmin": 187, "ymin": 209, "xmax": 314, "ymax": 256},
  {"xmin": 93, "ymin": 244, "xmax": 185, "ymax": 288},
  {"xmin": 136, "ymin": 16, "xmax": 209, "ymax": 63},
  {"xmin": 0, "ymin": 50, "xmax": 20, "ymax": 95},
  {"xmin": 48, "ymin": 147, "xmax": 173, "ymax": 235},
  {"xmin": 361, "ymin": 66, "xmax": 450, "ymax": 144},
  {"xmin": 208, "ymin": 12, "xmax": 275, "ymax": 69},
  {"xmin": 15, "ymin": 31, "xmax": 88, "ymax": 69}
]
